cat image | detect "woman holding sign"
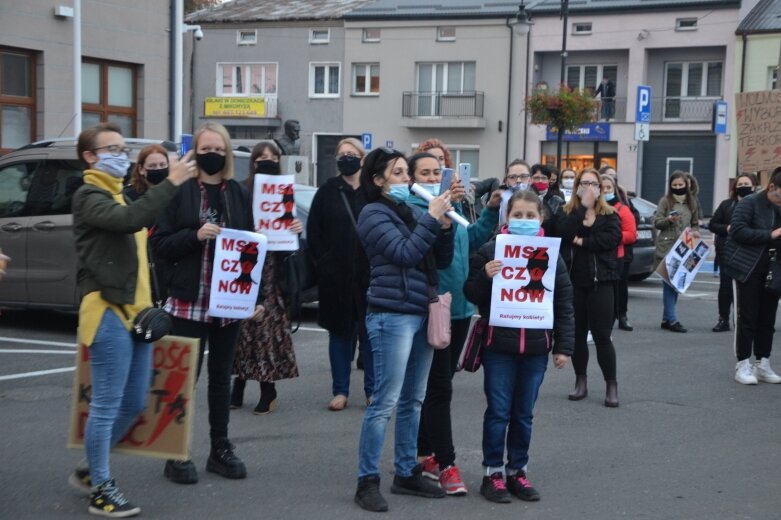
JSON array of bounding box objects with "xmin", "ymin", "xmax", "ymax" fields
[
  {"xmin": 653, "ymin": 171, "xmax": 701, "ymax": 333},
  {"xmin": 152, "ymin": 122, "xmax": 261, "ymax": 485},
  {"xmin": 464, "ymin": 189, "xmax": 574, "ymax": 504},
  {"xmin": 231, "ymin": 141, "xmax": 301, "ymax": 415},
  {"xmin": 353, "ymin": 147, "xmax": 455, "ymax": 512},
  {"xmin": 554, "ymin": 168, "xmax": 622, "ymax": 407}
]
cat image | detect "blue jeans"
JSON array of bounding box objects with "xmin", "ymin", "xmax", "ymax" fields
[
  {"xmin": 329, "ymin": 323, "xmax": 374, "ymax": 398},
  {"xmin": 85, "ymin": 309, "xmax": 152, "ymax": 486},
  {"xmin": 482, "ymin": 349, "xmax": 548, "ymax": 472},
  {"xmin": 357, "ymin": 312, "xmax": 433, "ymax": 479},
  {"xmin": 662, "ymin": 281, "xmax": 679, "ymax": 323}
]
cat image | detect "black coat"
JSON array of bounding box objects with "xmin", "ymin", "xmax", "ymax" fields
[
  {"xmin": 554, "ymin": 206, "xmax": 622, "ymax": 285},
  {"xmin": 709, "ymin": 198, "xmax": 737, "ymax": 257},
  {"xmin": 306, "ymin": 177, "xmax": 370, "ymax": 334},
  {"xmin": 722, "ymin": 192, "xmax": 781, "ymax": 283},
  {"xmin": 150, "ymin": 178, "xmax": 254, "ymax": 302}
]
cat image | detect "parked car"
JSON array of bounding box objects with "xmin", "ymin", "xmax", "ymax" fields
[{"xmin": 628, "ymin": 196, "xmax": 657, "ymax": 281}]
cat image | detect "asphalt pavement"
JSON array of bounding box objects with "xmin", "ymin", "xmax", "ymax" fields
[{"xmin": 1, "ymin": 269, "xmax": 780, "ymax": 520}]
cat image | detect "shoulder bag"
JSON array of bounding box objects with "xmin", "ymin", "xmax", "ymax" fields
[
  {"xmin": 765, "ymin": 249, "xmax": 781, "ymax": 297},
  {"xmin": 458, "ymin": 315, "xmax": 487, "ymax": 372}
]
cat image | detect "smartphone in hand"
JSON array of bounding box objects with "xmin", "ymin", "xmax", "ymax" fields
[
  {"xmin": 458, "ymin": 163, "xmax": 472, "ymax": 191},
  {"xmin": 440, "ymin": 168, "xmax": 453, "ymax": 192}
]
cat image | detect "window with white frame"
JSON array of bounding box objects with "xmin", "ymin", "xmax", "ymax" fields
[
  {"xmin": 362, "ymin": 28, "xmax": 381, "ymax": 43},
  {"xmin": 436, "ymin": 26, "xmax": 456, "ymax": 42},
  {"xmin": 415, "ymin": 62, "xmax": 476, "ymax": 116},
  {"xmin": 566, "ymin": 64, "xmax": 616, "ymax": 92},
  {"xmin": 572, "ymin": 22, "xmax": 592, "ymax": 35},
  {"xmin": 769, "ymin": 67, "xmax": 778, "ymax": 90},
  {"xmin": 310, "ymin": 62, "xmax": 340, "ymax": 97},
  {"xmin": 218, "ymin": 63, "xmax": 277, "ymax": 96},
  {"xmin": 664, "ymin": 61, "xmax": 722, "ymax": 98},
  {"xmin": 353, "ymin": 63, "xmax": 379, "ymax": 95},
  {"xmin": 452, "ymin": 148, "xmax": 480, "ymax": 177},
  {"xmin": 675, "ymin": 18, "xmax": 698, "ymax": 31},
  {"xmin": 237, "ymin": 30, "xmax": 257, "ymax": 45},
  {"xmin": 310, "ymin": 28, "xmax": 330, "ymax": 44}
]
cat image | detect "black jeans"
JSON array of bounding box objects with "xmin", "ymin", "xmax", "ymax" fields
[
  {"xmin": 572, "ymin": 282, "xmax": 617, "ymax": 381},
  {"xmin": 717, "ymin": 268, "xmax": 734, "ymax": 319},
  {"xmin": 172, "ymin": 317, "xmax": 240, "ymax": 441},
  {"xmin": 734, "ymin": 258, "xmax": 779, "ymax": 361},
  {"xmin": 617, "ymin": 258, "xmax": 630, "ymax": 316},
  {"xmin": 417, "ymin": 317, "xmax": 471, "ymax": 468}
]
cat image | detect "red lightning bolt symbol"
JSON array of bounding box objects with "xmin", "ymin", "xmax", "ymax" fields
[
  {"xmin": 746, "ymin": 147, "xmax": 756, "ymax": 157},
  {"xmin": 146, "ymin": 370, "xmax": 187, "ymax": 446}
]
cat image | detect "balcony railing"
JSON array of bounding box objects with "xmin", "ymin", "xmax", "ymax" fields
[
  {"xmin": 402, "ymin": 91, "xmax": 484, "ymax": 118},
  {"xmin": 650, "ymin": 97, "xmax": 717, "ymax": 123},
  {"xmin": 591, "ymin": 97, "xmax": 629, "ymax": 122}
]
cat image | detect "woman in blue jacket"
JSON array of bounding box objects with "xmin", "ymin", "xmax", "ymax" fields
[
  {"xmin": 354, "ymin": 148, "xmax": 455, "ymax": 513},
  {"xmin": 405, "ymin": 152, "xmax": 501, "ymax": 495}
]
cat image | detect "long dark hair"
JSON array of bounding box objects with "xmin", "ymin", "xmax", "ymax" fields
[
  {"xmin": 244, "ymin": 141, "xmax": 281, "ymax": 195},
  {"xmin": 731, "ymin": 173, "xmax": 759, "ymax": 200},
  {"xmin": 360, "ymin": 148, "xmax": 406, "ymax": 202},
  {"xmin": 407, "ymin": 152, "xmax": 438, "ymax": 183},
  {"xmin": 665, "ymin": 170, "xmax": 696, "ymax": 213}
]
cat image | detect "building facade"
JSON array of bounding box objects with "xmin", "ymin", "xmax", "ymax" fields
[{"xmin": 0, "ymin": 0, "xmax": 173, "ymax": 154}]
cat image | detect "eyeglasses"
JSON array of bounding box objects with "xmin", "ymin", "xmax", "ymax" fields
[
  {"xmin": 580, "ymin": 181, "xmax": 600, "ymax": 188},
  {"xmin": 507, "ymin": 174, "xmax": 531, "ymax": 181},
  {"xmin": 92, "ymin": 145, "xmax": 131, "ymax": 157}
]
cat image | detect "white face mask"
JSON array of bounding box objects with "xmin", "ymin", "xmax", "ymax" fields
[{"xmin": 561, "ymin": 178, "xmax": 575, "ymax": 190}]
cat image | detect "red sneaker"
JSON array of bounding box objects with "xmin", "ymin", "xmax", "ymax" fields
[
  {"xmin": 419, "ymin": 455, "xmax": 440, "ymax": 480},
  {"xmin": 439, "ymin": 465, "xmax": 467, "ymax": 496}
]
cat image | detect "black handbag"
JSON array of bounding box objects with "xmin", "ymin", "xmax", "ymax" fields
[
  {"xmin": 765, "ymin": 249, "xmax": 781, "ymax": 297},
  {"xmin": 131, "ymin": 307, "xmax": 172, "ymax": 342},
  {"xmin": 280, "ymin": 248, "xmax": 317, "ymax": 323}
]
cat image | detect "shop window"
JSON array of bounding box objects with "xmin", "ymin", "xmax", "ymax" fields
[
  {"xmin": 81, "ymin": 59, "xmax": 137, "ymax": 137},
  {"xmin": 0, "ymin": 48, "xmax": 35, "ymax": 153}
]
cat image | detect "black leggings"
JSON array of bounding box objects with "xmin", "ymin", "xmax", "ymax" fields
[
  {"xmin": 172, "ymin": 317, "xmax": 240, "ymax": 441},
  {"xmin": 734, "ymin": 260, "xmax": 779, "ymax": 361},
  {"xmin": 717, "ymin": 268, "xmax": 734, "ymax": 319},
  {"xmin": 572, "ymin": 282, "xmax": 617, "ymax": 381},
  {"xmin": 617, "ymin": 258, "xmax": 630, "ymax": 316},
  {"xmin": 417, "ymin": 317, "xmax": 471, "ymax": 468}
]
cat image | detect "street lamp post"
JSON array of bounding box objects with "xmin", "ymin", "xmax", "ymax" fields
[
  {"xmin": 556, "ymin": 0, "xmax": 570, "ymax": 169},
  {"xmin": 508, "ymin": 3, "xmax": 533, "ymax": 164}
]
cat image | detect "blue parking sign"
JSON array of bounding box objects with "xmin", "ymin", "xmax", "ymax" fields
[
  {"xmin": 362, "ymin": 133, "xmax": 372, "ymax": 150},
  {"xmin": 636, "ymin": 86, "xmax": 651, "ymax": 123}
]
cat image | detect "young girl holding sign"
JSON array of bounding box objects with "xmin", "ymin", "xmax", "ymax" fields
[{"xmin": 463, "ymin": 190, "xmax": 574, "ymax": 504}]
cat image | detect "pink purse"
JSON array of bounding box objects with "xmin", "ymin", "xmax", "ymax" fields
[{"xmin": 427, "ymin": 292, "xmax": 452, "ymax": 349}]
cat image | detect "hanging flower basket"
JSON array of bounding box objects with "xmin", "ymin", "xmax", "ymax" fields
[{"xmin": 525, "ymin": 84, "xmax": 596, "ymax": 132}]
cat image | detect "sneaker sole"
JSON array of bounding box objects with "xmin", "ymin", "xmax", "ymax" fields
[
  {"xmin": 734, "ymin": 377, "xmax": 758, "ymax": 385},
  {"xmin": 88, "ymin": 505, "xmax": 141, "ymax": 518},
  {"xmin": 390, "ymin": 484, "xmax": 445, "ymax": 498},
  {"xmin": 444, "ymin": 486, "xmax": 467, "ymax": 496},
  {"xmin": 68, "ymin": 473, "xmax": 92, "ymax": 495},
  {"xmin": 163, "ymin": 464, "xmax": 198, "ymax": 484},
  {"xmin": 421, "ymin": 471, "xmax": 440, "ymax": 481},
  {"xmin": 756, "ymin": 376, "xmax": 781, "ymax": 383},
  {"xmin": 206, "ymin": 459, "xmax": 247, "ymax": 479},
  {"xmin": 354, "ymin": 495, "xmax": 389, "ymax": 512},
  {"xmin": 513, "ymin": 492, "xmax": 541, "ymax": 502},
  {"xmin": 479, "ymin": 489, "xmax": 512, "ymax": 504}
]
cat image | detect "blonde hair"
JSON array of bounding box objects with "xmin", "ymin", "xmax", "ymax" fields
[
  {"xmin": 336, "ymin": 137, "xmax": 366, "ymax": 158},
  {"xmin": 193, "ymin": 122, "xmax": 235, "ymax": 180},
  {"xmin": 563, "ymin": 168, "xmax": 615, "ymax": 216}
]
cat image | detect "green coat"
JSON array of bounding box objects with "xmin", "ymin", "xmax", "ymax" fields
[
  {"xmin": 406, "ymin": 194, "xmax": 499, "ymax": 320},
  {"xmin": 653, "ymin": 196, "xmax": 700, "ymax": 267}
]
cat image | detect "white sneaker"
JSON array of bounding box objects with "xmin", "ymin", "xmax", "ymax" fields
[
  {"xmin": 753, "ymin": 358, "xmax": 781, "ymax": 383},
  {"xmin": 735, "ymin": 359, "xmax": 758, "ymax": 385}
]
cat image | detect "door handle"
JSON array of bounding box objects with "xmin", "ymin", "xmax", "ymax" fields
[
  {"xmin": 33, "ymin": 221, "xmax": 56, "ymax": 231},
  {"xmin": 1, "ymin": 223, "xmax": 22, "ymax": 232}
]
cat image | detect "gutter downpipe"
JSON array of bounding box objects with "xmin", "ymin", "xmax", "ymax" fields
[
  {"xmin": 169, "ymin": 0, "xmax": 177, "ymax": 141},
  {"xmin": 505, "ymin": 18, "xmax": 514, "ymax": 165},
  {"xmin": 740, "ymin": 33, "xmax": 747, "ymax": 93},
  {"xmin": 523, "ymin": 29, "xmax": 531, "ymax": 159}
]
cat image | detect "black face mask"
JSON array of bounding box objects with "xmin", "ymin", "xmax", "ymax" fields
[
  {"xmin": 145, "ymin": 167, "xmax": 168, "ymax": 185},
  {"xmin": 337, "ymin": 155, "xmax": 361, "ymax": 177},
  {"xmin": 671, "ymin": 187, "xmax": 688, "ymax": 196},
  {"xmin": 736, "ymin": 186, "xmax": 754, "ymax": 199},
  {"xmin": 255, "ymin": 159, "xmax": 280, "ymax": 175},
  {"xmin": 196, "ymin": 152, "xmax": 226, "ymax": 176}
]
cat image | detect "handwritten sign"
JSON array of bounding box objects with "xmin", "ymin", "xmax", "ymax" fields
[
  {"xmin": 735, "ymin": 90, "xmax": 781, "ymax": 173},
  {"xmin": 252, "ymin": 173, "xmax": 299, "ymax": 251},
  {"xmin": 68, "ymin": 335, "xmax": 199, "ymax": 460},
  {"xmin": 208, "ymin": 228, "xmax": 267, "ymax": 319},
  {"xmin": 656, "ymin": 227, "xmax": 710, "ymax": 294},
  {"xmin": 490, "ymin": 234, "xmax": 561, "ymax": 329}
]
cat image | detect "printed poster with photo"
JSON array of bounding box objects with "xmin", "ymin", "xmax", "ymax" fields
[
  {"xmin": 489, "ymin": 234, "xmax": 562, "ymax": 329},
  {"xmin": 657, "ymin": 227, "xmax": 711, "ymax": 294},
  {"xmin": 252, "ymin": 173, "xmax": 299, "ymax": 251},
  {"xmin": 208, "ymin": 228, "xmax": 267, "ymax": 319}
]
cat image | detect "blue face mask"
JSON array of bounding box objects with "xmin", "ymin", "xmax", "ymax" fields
[
  {"xmin": 419, "ymin": 183, "xmax": 441, "ymax": 197},
  {"xmin": 604, "ymin": 192, "xmax": 615, "ymax": 202},
  {"xmin": 95, "ymin": 152, "xmax": 131, "ymax": 179},
  {"xmin": 387, "ymin": 184, "xmax": 410, "ymax": 203},
  {"xmin": 508, "ymin": 218, "xmax": 541, "ymax": 236}
]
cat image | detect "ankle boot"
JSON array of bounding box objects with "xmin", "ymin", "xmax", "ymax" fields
[
  {"xmin": 618, "ymin": 315, "xmax": 633, "ymax": 331},
  {"xmin": 230, "ymin": 377, "xmax": 245, "ymax": 409},
  {"xmin": 712, "ymin": 317, "xmax": 730, "ymax": 332},
  {"xmin": 568, "ymin": 375, "xmax": 588, "ymax": 401},
  {"xmin": 254, "ymin": 382, "xmax": 277, "ymax": 415},
  {"xmin": 206, "ymin": 438, "xmax": 246, "ymax": 479},
  {"xmin": 605, "ymin": 380, "xmax": 619, "ymax": 408}
]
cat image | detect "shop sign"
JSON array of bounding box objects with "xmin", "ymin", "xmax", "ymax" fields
[
  {"xmin": 546, "ymin": 123, "xmax": 610, "ymax": 142},
  {"xmin": 204, "ymin": 97, "xmax": 266, "ymax": 117}
]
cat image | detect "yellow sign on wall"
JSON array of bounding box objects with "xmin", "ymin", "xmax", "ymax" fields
[{"xmin": 205, "ymin": 97, "xmax": 266, "ymax": 117}]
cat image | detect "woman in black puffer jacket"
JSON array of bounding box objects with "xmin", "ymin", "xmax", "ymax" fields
[{"xmin": 554, "ymin": 168, "xmax": 622, "ymax": 407}]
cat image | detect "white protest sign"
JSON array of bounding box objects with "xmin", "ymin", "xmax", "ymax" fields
[
  {"xmin": 489, "ymin": 234, "xmax": 561, "ymax": 329},
  {"xmin": 498, "ymin": 189, "xmax": 514, "ymax": 227},
  {"xmin": 659, "ymin": 227, "xmax": 710, "ymax": 294},
  {"xmin": 252, "ymin": 173, "xmax": 299, "ymax": 251},
  {"xmin": 208, "ymin": 228, "xmax": 267, "ymax": 319}
]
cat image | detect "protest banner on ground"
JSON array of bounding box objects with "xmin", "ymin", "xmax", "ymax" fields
[
  {"xmin": 656, "ymin": 227, "xmax": 710, "ymax": 294},
  {"xmin": 208, "ymin": 228, "xmax": 267, "ymax": 319},
  {"xmin": 490, "ymin": 234, "xmax": 562, "ymax": 329},
  {"xmin": 252, "ymin": 173, "xmax": 299, "ymax": 251},
  {"xmin": 68, "ymin": 335, "xmax": 199, "ymax": 460},
  {"xmin": 735, "ymin": 90, "xmax": 781, "ymax": 174}
]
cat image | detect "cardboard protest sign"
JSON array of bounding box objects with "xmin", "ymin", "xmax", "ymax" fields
[
  {"xmin": 656, "ymin": 227, "xmax": 710, "ymax": 294},
  {"xmin": 68, "ymin": 335, "xmax": 199, "ymax": 460},
  {"xmin": 490, "ymin": 234, "xmax": 562, "ymax": 329},
  {"xmin": 735, "ymin": 90, "xmax": 781, "ymax": 174},
  {"xmin": 252, "ymin": 173, "xmax": 299, "ymax": 251},
  {"xmin": 208, "ymin": 228, "xmax": 267, "ymax": 319}
]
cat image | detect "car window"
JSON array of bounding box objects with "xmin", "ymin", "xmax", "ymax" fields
[
  {"xmin": 295, "ymin": 187, "xmax": 317, "ymax": 212},
  {"xmin": 23, "ymin": 160, "xmax": 84, "ymax": 216},
  {"xmin": 0, "ymin": 162, "xmax": 36, "ymax": 218}
]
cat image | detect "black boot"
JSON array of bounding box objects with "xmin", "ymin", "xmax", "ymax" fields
[
  {"xmin": 605, "ymin": 380, "xmax": 619, "ymax": 408},
  {"xmin": 712, "ymin": 317, "xmax": 730, "ymax": 332},
  {"xmin": 206, "ymin": 438, "xmax": 246, "ymax": 479},
  {"xmin": 355, "ymin": 475, "xmax": 389, "ymax": 512},
  {"xmin": 254, "ymin": 382, "xmax": 277, "ymax": 415},
  {"xmin": 618, "ymin": 315, "xmax": 633, "ymax": 331},
  {"xmin": 568, "ymin": 374, "xmax": 588, "ymax": 401},
  {"xmin": 230, "ymin": 377, "xmax": 245, "ymax": 409},
  {"xmin": 163, "ymin": 459, "xmax": 198, "ymax": 484}
]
